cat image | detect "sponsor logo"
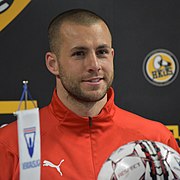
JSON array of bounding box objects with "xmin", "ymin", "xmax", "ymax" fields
[
  {"xmin": 0, "ymin": 0, "xmax": 31, "ymax": 31},
  {"xmin": 117, "ymin": 162, "xmax": 141, "ymax": 178},
  {"xmin": 24, "ymin": 126, "xmax": 36, "ymax": 158},
  {"xmin": 43, "ymin": 159, "xmax": 65, "ymax": 176},
  {"xmin": 0, "ymin": 0, "xmax": 13, "ymax": 13},
  {"xmin": 0, "ymin": 100, "xmax": 38, "ymax": 114},
  {"xmin": 23, "ymin": 159, "xmax": 40, "ymax": 170},
  {"xmin": 143, "ymin": 49, "xmax": 179, "ymax": 86}
]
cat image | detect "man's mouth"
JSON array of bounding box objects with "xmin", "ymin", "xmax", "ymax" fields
[
  {"xmin": 82, "ymin": 77, "xmax": 104, "ymax": 85},
  {"xmin": 83, "ymin": 77, "xmax": 103, "ymax": 82}
]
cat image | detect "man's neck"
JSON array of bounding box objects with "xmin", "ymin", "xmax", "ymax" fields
[
  {"xmin": 56, "ymin": 89, "xmax": 107, "ymax": 117},
  {"xmin": 59, "ymin": 93, "xmax": 107, "ymax": 117}
]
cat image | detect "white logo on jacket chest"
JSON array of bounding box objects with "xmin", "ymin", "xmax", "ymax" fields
[{"xmin": 43, "ymin": 159, "xmax": 64, "ymax": 176}]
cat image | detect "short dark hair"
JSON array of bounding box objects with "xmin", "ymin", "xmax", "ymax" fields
[{"xmin": 48, "ymin": 9, "xmax": 111, "ymax": 55}]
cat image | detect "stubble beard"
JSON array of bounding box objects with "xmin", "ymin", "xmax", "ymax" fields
[{"xmin": 58, "ymin": 68, "xmax": 114, "ymax": 103}]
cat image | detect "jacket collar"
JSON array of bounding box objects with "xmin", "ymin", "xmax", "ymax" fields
[{"xmin": 49, "ymin": 87, "xmax": 116, "ymax": 127}]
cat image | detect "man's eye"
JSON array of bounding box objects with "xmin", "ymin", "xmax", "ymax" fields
[
  {"xmin": 96, "ymin": 49, "xmax": 109, "ymax": 56},
  {"xmin": 72, "ymin": 51, "xmax": 85, "ymax": 57}
]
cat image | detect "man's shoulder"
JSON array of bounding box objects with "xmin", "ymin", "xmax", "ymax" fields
[
  {"xmin": 114, "ymin": 106, "xmax": 168, "ymax": 131},
  {"xmin": 0, "ymin": 104, "xmax": 55, "ymax": 140},
  {"xmin": 114, "ymin": 106, "xmax": 177, "ymax": 148},
  {"xmin": 0, "ymin": 121, "xmax": 18, "ymax": 138},
  {"xmin": 0, "ymin": 121, "xmax": 18, "ymax": 154}
]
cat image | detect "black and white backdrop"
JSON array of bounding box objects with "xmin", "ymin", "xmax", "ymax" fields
[{"xmin": 0, "ymin": 0, "xmax": 179, "ymax": 145}]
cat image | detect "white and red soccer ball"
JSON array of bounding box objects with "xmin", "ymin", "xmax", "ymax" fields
[{"xmin": 98, "ymin": 140, "xmax": 180, "ymax": 180}]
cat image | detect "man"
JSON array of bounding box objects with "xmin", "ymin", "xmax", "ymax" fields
[{"xmin": 0, "ymin": 9, "xmax": 179, "ymax": 179}]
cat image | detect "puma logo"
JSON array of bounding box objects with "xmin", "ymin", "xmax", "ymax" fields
[{"xmin": 43, "ymin": 159, "xmax": 64, "ymax": 176}]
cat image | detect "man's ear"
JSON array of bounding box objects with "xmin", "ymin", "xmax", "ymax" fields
[
  {"xmin": 45, "ymin": 52, "xmax": 59, "ymax": 76},
  {"xmin": 111, "ymin": 48, "xmax": 115, "ymax": 58}
]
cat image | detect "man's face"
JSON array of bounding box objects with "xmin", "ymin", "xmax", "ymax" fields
[{"xmin": 57, "ymin": 21, "xmax": 114, "ymax": 102}]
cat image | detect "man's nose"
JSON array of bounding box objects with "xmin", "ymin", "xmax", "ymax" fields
[{"xmin": 85, "ymin": 53, "xmax": 101, "ymax": 72}]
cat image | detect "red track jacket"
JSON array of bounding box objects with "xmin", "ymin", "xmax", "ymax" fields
[{"xmin": 0, "ymin": 88, "xmax": 179, "ymax": 179}]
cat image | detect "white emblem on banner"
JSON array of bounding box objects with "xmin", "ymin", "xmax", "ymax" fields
[{"xmin": 16, "ymin": 108, "xmax": 41, "ymax": 180}]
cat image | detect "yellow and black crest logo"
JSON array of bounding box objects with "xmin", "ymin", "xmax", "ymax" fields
[
  {"xmin": 143, "ymin": 49, "xmax": 179, "ymax": 86},
  {"xmin": 0, "ymin": 0, "xmax": 31, "ymax": 31}
]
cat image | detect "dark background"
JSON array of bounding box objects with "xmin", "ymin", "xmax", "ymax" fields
[{"xmin": 0, "ymin": 0, "xmax": 179, "ymax": 145}]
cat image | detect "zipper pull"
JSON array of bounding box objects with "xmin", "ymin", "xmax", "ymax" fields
[{"xmin": 89, "ymin": 117, "xmax": 92, "ymax": 127}]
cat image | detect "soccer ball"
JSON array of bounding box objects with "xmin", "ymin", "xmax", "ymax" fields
[{"xmin": 98, "ymin": 140, "xmax": 180, "ymax": 180}]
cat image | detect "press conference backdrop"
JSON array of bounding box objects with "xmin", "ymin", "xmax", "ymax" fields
[{"xmin": 0, "ymin": 0, "xmax": 179, "ymax": 146}]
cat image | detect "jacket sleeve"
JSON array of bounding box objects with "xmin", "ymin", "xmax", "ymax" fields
[
  {"xmin": 166, "ymin": 134, "xmax": 180, "ymax": 154},
  {"xmin": 0, "ymin": 142, "xmax": 19, "ymax": 180}
]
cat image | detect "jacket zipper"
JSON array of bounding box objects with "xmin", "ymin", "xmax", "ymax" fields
[
  {"xmin": 89, "ymin": 117, "xmax": 93, "ymax": 127},
  {"xmin": 88, "ymin": 117, "xmax": 96, "ymax": 179}
]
